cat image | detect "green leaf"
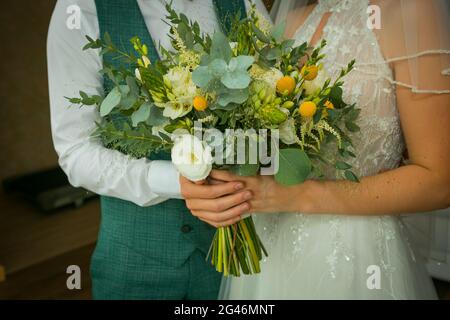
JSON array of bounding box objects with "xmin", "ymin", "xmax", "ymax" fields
[
  {"xmin": 210, "ymin": 32, "xmax": 232, "ymax": 63},
  {"xmin": 252, "ymin": 24, "xmax": 270, "ymax": 43},
  {"xmin": 271, "ymin": 21, "xmax": 286, "ymax": 41},
  {"xmin": 230, "ymin": 164, "xmax": 260, "ymax": 177},
  {"xmin": 228, "ymin": 56, "xmax": 254, "ymax": 72},
  {"xmin": 330, "ymin": 86, "xmax": 343, "ymax": 102},
  {"xmin": 275, "ymin": 149, "xmax": 311, "ymax": 186},
  {"xmin": 217, "ymin": 88, "xmax": 249, "ymax": 107},
  {"xmin": 131, "ymin": 102, "xmax": 151, "ymax": 127},
  {"xmin": 100, "ymin": 87, "xmax": 121, "ymax": 116},
  {"xmin": 345, "ymin": 121, "xmax": 360, "ymax": 132},
  {"xmin": 344, "ymin": 170, "xmax": 359, "ymax": 182},
  {"xmin": 221, "ymin": 70, "xmax": 250, "ymax": 89},
  {"xmin": 147, "ymin": 104, "xmax": 166, "ymax": 126},
  {"xmin": 192, "ymin": 66, "xmax": 213, "ymax": 88},
  {"xmin": 126, "ymin": 76, "xmax": 139, "ymax": 98},
  {"xmin": 208, "ymin": 59, "xmax": 228, "ymax": 76},
  {"xmin": 335, "ymin": 161, "xmax": 352, "ymax": 170},
  {"xmin": 265, "ymin": 47, "xmax": 282, "ymax": 61}
]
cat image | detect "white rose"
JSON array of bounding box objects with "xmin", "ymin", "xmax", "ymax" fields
[
  {"xmin": 303, "ymin": 69, "xmax": 329, "ymax": 96},
  {"xmin": 171, "ymin": 134, "xmax": 213, "ymax": 181},
  {"xmin": 279, "ymin": 118, "xmax": 297, "ymax": 145}
]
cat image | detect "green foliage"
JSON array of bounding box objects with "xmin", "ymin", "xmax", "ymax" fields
[
  {"xmin": 100, "ymin": 87, "xmax": 121, "ymax": 116},
  {"xmin": 275, "ymin": 149, "xmax": 312, "ymax": 186},
  {"xmin": 94, "ymin": 122, "xmax": 172, "ymax": 159}
]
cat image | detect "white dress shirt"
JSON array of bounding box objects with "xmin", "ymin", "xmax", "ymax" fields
[{"xmin": 47, "ymin": 0, "xmax": 269, "ymax": 206}]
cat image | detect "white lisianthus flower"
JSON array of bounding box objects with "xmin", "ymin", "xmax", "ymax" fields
[
  {"xmin": 155, "ymin": 66, "xmax": 197, "ymax": 120},
  {"xmin": 303, "ymin": 69, "xmax": 329, "ymax": 96},
  {"xmin": 171, "ymin": 134, "xmax": 213, "ymax": 182},
  {"xmin": 279, "ymin": 118, "xmax": 297, "ymax": 145},
  {"xmin": 249, "ymin": 64, "xmax": 283, "ymax": 90}
]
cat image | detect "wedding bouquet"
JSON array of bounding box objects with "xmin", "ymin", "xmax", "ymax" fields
[{"xmin": 68, "ymin": 3, "xmax": 360, "ymax": 276}]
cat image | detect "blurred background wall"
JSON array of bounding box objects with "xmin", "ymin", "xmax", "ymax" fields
[
  {"xmin": 0, "ymin": 0, "xmax": 100, "ymax": 299},
  {"xmin": 0, "ymin": 2, "xmax": 57, "ymax": 179}
]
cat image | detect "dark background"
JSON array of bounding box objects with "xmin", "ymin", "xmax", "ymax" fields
[{"xmin": 0, "ymin": 0, "xmax": 448, "ymax": 300}]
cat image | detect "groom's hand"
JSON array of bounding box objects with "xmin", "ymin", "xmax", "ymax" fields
[{"xmin": 180, "ymin": 175, "xmax": 252, "ymax": 228}]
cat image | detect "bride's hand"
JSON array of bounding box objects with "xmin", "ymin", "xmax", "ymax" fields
[{"xmin": 210, "ymin": 170, "xmax": 301, "ymax": 213}]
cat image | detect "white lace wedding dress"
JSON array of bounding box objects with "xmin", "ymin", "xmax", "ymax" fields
[{"xmin": 220, "ymin": 0, "xmax": 438, "ymax": 299}]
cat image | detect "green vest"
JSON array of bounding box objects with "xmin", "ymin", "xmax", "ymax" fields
[{"xmin": 93, "ymin": 0, "xmax": 246, "ymax": 267}]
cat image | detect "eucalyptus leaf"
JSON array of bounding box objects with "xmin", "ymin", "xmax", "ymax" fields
[
  {"xmin": 228, "ymin": 56, "xmax": 254, "ymax": 72},
  {"xmin": 131, "ymin": 102, "xmax": 151, "ymax": 127},
  {"xmin": 100, "ymin": 87, "xmax": 121, "ymax": 117},
  {"xmin": 210, "ymin": 32, "xmax": 232, "ymax": 62},
  {"xmin": 271, "ymin": 21, "xmax": 286, "ymax": 41},
  {"xmin": 265, "ymin": 47, "xmax": 282, "ymax": 61},
  {"xmin": 221, "ymin": 70, "xmax": 251, "ymax": 89},
  {"xmin": 147, "ymin": 103, "xmax": 166, "ymax": 126},
  {"xmin": 217, "ymin": 88, "xmax": 249, "ymax": 107},
  {"xmin": 275, "ymin": 149, "xmax": 311, "ymax": 186},
  {"xmin": 126, "ymin": 76, "xmax": 139, "ymax": 98},
  {"xmin": 192, "ymin": 66, "xmax": 213, "ymax": 88},
  {"xmin": 209, "ymin": 59, "xmax": 228, "ymax": 76}
]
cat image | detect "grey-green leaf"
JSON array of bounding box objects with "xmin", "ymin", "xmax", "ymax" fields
[
  {"xmin": 210, "ymin": 32, "xmax": 232, "ymax": 62},
  {"xmin": 217, "ymin": 88, "xmax": 249, "ymax": 107},
  {"xmin": 271, "ymin": 21, "xmax": 286, "ymax": 41},
  {"xmin": 131, "ymin": 102, "xmax": 151, "ymax": 127},
  {"xmin": 147, "ymin": 103, "xmax": 166, "ymax": 126},
  {"xmin": 209, "ymin": 59, "xmax": 228, "ymax": 76},
  {"xmin": 221, "ymin": 70, "xmax": 251, "ymax": 89},
  {"xmin": 100, "ymin": 87, "xmax": 121, "ymax": 117},
  {"xmin": 228, "ymin": 56, "xmax": 254, "ymax": 72},
  {"xmin": 192, "ymin": 66, "xmax": 213, "ymax": 88}
]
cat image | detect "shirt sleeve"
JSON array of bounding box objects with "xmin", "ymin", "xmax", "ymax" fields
[{"xmin": 47, "ymin": 0, "xmax": 182, "ymax": 207}]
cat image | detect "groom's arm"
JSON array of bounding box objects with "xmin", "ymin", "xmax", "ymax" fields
[{"xmin": 47, "ymin": 1, "xmax": 183, "ymax": 206}]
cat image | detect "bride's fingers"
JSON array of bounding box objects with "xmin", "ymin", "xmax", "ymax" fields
[
  {"xmin": 198, "ymin": 215, "xmax": 243, "ymax": 228},
  {"xmin": 190, "ymin": 202, "xmax": 250, "ymax": 225},
  {"xmin": 207, "ymin": 178, "xmax": 225, "ymax": 185},
  {"xmin": 187, "ymin": 190, "xmax": 252, "ymax": 212},
  {"xmin": 210, "ymin": 169, "xmax": 240, "ymax": 182}
]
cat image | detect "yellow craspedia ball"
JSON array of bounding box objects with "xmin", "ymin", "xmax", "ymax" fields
[
  {"xmin": 324, "ymin": 100, "xmax": 334, "ymax": 109},
  {"xmin": 301, "ymin": 65, "xmax": 319, "ymax": 81},
  {"xmin": 276, "ymin": 76, "xmax": 296, "ymax": 95},
  {"xmin": 193, "ymin": 96, "xmax": 208, "ymax": 111},
  {"xmin": 299, "ymin": 101, "xmax": 317, "ymax": 117}
]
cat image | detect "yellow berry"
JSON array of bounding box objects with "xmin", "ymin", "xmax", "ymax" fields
[
  {"xmin": 276, "ymin": 76, "xmax": 296, "ymax": 95},
  {"xmin": 301, "ymin": 65, "xmax": 319, "ymax": 81},
  {"xmin": 299, "ymin": 101, "xmax": 317, "ymax": 117},
  {"xmin": 324, "ymin": 100, "xmax": 334, "ymax": 109},
  {"xmin": 193, "ymin": 96, "xmax": 208, "ymax": 111}
]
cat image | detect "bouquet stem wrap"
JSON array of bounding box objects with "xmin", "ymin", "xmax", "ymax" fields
[{"xmin": 208, "ymin": 216, "xmax": 267, "ymax": 276}]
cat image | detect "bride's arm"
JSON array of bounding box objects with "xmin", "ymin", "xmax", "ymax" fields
[
  {"xmin": 209, "ymin": 2, "xmax": 450, "ymax": 216},
  {"xmin": 211, "ymin": 93, "xmax": 449, "ymax": 215},
  {"xmin": 211, "ymin": 103, "xmax": 449, "ymax": 217}
]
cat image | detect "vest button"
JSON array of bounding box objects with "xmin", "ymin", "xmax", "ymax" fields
[{"xmin": 181, "ymin": 224, "xmax": 192, "ymax": 233}]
